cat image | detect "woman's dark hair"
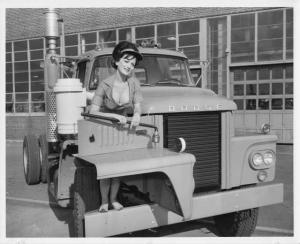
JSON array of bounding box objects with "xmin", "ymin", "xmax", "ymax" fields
[{"xmin": 111, "ymin": 41, "xmax": 142, "ymax": 69}]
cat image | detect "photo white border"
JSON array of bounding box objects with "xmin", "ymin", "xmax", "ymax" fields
[{"xmin": 1, "ymin": 0, "xmax": 299, "ymax": 243}]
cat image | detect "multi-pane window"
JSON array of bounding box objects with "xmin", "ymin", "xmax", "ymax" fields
[
  {"xmin": 6, "ymin": 42, "xmax": 13, "ymax": 113},
  {"xmin": 231, "ymin": 9, "xmax": 293, "ymax": 63},
  {"xmin": 30, "ymin": 38, "xmax": 45, "ymax": 112},
  {"xmin": 286, "ymin": 8, "xmax": 293, "ymax": 59},
  {"xmin": 14, "ymin": 41, "xmax": 29, "ymax": 113},
  {"xmin": 208, "ymin": 17, "xmax": 227, "ymax": 95},
  {"xmin": 157, "ymin": 23, "xmax": 176, "ymax": 50},
  {"xmin": 65, "ymin": 34, "xmax": 78, "ymax": 56},
  {"xmin": 258, "ymin": 10, "xmax": 283, "ymax": 61},
  {"xmin": 178, "ymin": 20, "xmax": 200, "ymax": 60},
  {"xmin": 233, "ymin": 64, "xmax": 293, "ymax": 111},
  {"xmin": 118, "ymin": 28, "xmax": 132, "ymax": 42},
  {"xmin": 231, "ymin": 14, "xmax": 255, "ymax": 62},
  {"xmin": 6, "ymin": 38, "xmax": 46, "ymax": 114},
  {"xmin": 80, "ymin": 32, "xmax": 97, "ymax": 52},
  {"xmin": 99, "ymin": 30, "xmax": 116, "ymax": 48},
  {"xmin": 135, "ymin": 25, "xmax": 155, "ymax": 46}
]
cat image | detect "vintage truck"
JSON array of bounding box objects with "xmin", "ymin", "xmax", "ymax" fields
[{"xmin": 22, "ymin": 9, "xmax": 283, "ymax": 237}]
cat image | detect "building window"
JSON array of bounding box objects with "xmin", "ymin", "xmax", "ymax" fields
[
  {"xmin": 286, "ymin": 8, "xmax": 293, "ymax": 59},
  {"xmin": 258, "ymin": 98, "xmax": 270, "ymax": 110},
  {"xmin": 6, "ymin": 38, "xmax": 46, "ymax": 115},
  {"xmin": 119, "ymin": 28, "xmax": 132, "ymax": 42},
  {"xmin": 232, "ymin": 64, "xmax": 293, "ymax": 111},
  {"xmin": 246, "ymin": 99, "xmax": 256, "ymax": 110},
  {"xmin": 80, "ymin": 32, "xmax": 97, "ymax": 52},
  {"xmin": 157, "ymin": 23, "xmax": 176, "ymax": 49},
  {"xmin": 246, "ymin": 84, "xmax": 257, "ymax": 95},
  {"xmin": 285, "ymin": 98, "xmax": 293, "ymax": 109},
  {"xmin": 135, "ymin": 25, "xmax": 155, "ymax": 46},
  {"xmin": 208, "ymin": 17, "xmax": 227, "ymax": 96},
  {"xmin": 234, "ymin": 99, "xmax": 244, "ymax": 110},
  {"xmin": 99, "ymin": 30, "xmax": 116, "ymax": 47},
  {"xmin": 178, "ymin": 20, "xmax": 200, "ymax": 60},
  {"xmin": 234, "ymin": 84, "xmax": 244, "ymax": 96},
  {"xmin": 65, "ymin": 34, "xmax": 78, "ymax": 56},
  {"xmin": 231, "ymin": 13, "xmax": 255, "ymax": 63},
  {"xmin": 258, "ymin": 10, "xmax": 284, "ymax": 61},
  {"xmin": 231, "ymin": 8, "xmax": 293, "ymax": 64},
  {"xmin": 271, "ymin": 98, "xmax": 283, "ymax": 110},
  {"xmin": 259, "ymin": 83, "xmax": 270, "ymax": 95}
]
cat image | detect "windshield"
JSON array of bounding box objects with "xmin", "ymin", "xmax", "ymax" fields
[{"xmin": 89, "ymin": 54, "xmax": 195, "ymax": 90}]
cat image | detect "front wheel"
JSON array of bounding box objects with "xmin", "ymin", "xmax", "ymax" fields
[
  {"xmin": 23, "ymin": 134, "xmax": 41, "ymax": 185},
  {"xmin": 73, "ymin": 164, "xmax": 100, "ymax": 237},
  {"xmin": 214, "ymin": 208, "xmax": 259, "ymax": 236}
]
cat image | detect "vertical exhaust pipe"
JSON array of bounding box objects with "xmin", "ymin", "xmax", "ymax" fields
[
  {"xmin": 44, "ymin": 8, "xmax": 60, "ymax": 146},
  {"xmin": 44, "ymin": 8, "xmax": 59, "ymax": 89}
]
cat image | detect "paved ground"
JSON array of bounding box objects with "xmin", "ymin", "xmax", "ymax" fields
[{"xmin": 6, "ymin": 141, "xmax": 293, "ymax": 237}]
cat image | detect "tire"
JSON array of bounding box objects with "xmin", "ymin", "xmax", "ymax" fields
[
  {"xmin": 73, "ymin": 164, "xmax": 100, "ymax": 237},
  {"xmin": 23, "ymin": 134, "xmax": 41, "ymax": 185},
  {"xmin": 38, "ymin": 134, "xmax": 48, "ymax": 183},
  {"xmin": 214, "ymin": 208, "xmax": 259, "ymax": 236}
]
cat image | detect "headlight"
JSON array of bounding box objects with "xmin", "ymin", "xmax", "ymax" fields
[
  {"xmin": 250, "ymin": 150, "xmax": 275, "ymax": 169},
  {"xmin": 263, "ymin": 151, "xmax": 275, "ymax": 165},
  {"xmin": 252, "ymin": 153, "xmax": 264, "ymax": 166}
]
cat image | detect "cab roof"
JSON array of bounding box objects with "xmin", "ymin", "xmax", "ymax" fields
[{"xmin": 77, "ymin": 47, "xmax": 188, "ymax": 61}]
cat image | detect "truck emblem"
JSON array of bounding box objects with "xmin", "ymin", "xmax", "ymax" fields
[{"xmin": 169, "ymin": 104, "xmax": 223, "ymax": 112}]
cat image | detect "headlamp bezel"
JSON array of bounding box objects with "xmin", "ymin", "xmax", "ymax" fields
[{"xmin": 249, "ymin": 150, "xmax": 276, "ymax": 170}]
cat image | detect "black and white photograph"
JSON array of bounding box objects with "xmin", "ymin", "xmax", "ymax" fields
[{"xmin": 2, "ymin": 1, "xmax": 298, "ymax": 243}]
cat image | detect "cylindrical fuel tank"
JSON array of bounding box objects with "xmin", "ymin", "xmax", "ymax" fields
[{"xmin": 53, "ymin": 78, "xmax": 86, "ymax": 134}]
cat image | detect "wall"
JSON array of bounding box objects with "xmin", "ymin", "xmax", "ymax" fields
[{"xmin": 6, "ymin": 116, "xmax": 47, "ymax": 140}]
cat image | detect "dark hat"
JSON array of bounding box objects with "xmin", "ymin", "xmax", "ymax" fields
[{"xmin": 121, "ymin": 48, "xmax": 143, "ymax": 61}]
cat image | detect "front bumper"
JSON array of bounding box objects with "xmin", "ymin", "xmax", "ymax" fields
[{"xmin": 84, "ymin": 183, "xmax": 283, "ymax": 237}]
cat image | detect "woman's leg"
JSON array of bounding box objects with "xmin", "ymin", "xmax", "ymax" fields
[
  {"xmin": 99, "ymin": 179, "xmax": 110, "ymax": 212},
  {"xmin": 110, "ymin": 178, "xmax": 123, "ymax": 210}
]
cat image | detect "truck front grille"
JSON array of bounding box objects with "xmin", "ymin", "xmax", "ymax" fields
[{"xmin": 164, "ymin": 112, "xmax": 221, "ymax": 192}]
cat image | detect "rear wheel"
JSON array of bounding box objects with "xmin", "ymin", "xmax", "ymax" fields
[
  {"xmin": 23, "ymin": 134, "xmax": 41, "ymax": 185},
  {"xmin": 38, "ymin": 134, "xmax": 48, "ymax": 183},
  {"xmin": 214, "ymin": 208, "xmax": 259, "ymax": 236},
  {"xmin": 73, "ymin": 164, "xmax": 100, "ymax": 237}
]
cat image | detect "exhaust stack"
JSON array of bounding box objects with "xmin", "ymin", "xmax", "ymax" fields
[
  {"xmin": 44, "ymin": 8, "xmax": 60, "ymax": 89},
  {"xmin": 44, "ymin": 8, "xmax": 60, "ymax": 145}
]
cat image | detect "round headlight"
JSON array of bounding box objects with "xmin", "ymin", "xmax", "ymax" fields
[
  {"xmin": 263, "ymin": 151, "xmax": 274, "ymax": 165},
  {"xmin": 252, "ymin": 153, "xmax": 264, "ymax": 166}
]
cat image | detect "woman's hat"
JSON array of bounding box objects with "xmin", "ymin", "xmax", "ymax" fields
[{"xmin": 121, "ymin": 48, "xmax": 143, "ymax": 61}]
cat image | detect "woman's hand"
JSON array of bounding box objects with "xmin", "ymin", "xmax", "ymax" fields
[
  {"xmin": 114, "ymin": 114, "xmax": 127, "ymax": 125},
  {"xmin": 130, "ymin": 113, "xmax": 140, "ymax": 129}
]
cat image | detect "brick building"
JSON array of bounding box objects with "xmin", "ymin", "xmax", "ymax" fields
[{"xmin": 6, "ymin": 7, "xmax": 293, "ymax": 142}]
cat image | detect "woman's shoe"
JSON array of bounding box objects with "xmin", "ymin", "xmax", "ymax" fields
[
  {"xmin": 99, "ymin": 203, "xmax": 109, "ymax": 212},
  {"xmin": 112, "ymin": 201, "xmax": 123, "ymax": 210}
]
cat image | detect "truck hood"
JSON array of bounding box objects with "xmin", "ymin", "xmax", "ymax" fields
[{"xmin": 140, "ymin": 87, "xmax": 237, "ymax": 114}]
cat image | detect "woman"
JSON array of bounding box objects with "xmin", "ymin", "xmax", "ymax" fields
[{"xmin": 90, "ymin": 41, "xmax": 143, "ymax": 212}]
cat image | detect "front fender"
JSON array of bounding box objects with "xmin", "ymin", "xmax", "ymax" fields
[
  {"xmin": 229, "ymin": 134, "xmax": 277, "ymax": 188},
  {"xmin": 76, "ymin": 148, "xmax": 195, "ymax": 220}
]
